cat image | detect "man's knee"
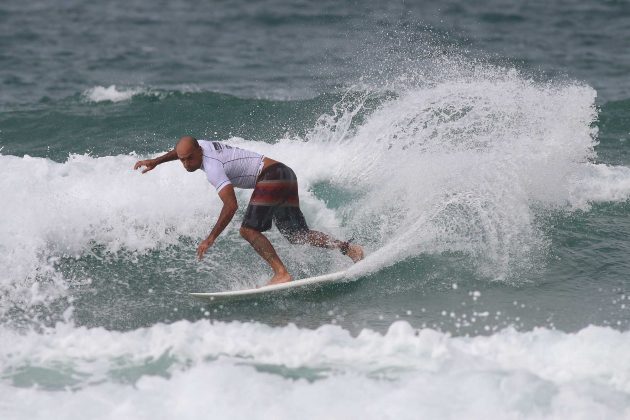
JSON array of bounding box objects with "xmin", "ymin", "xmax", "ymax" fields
[{"xmin": 240, "ymin": 226, "xmax": 255, "ymax": 240}]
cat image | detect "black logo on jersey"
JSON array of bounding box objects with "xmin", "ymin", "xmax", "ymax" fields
[{"xmin": 212, "ymin": 142, "xmax": 233, "ymax": 151}]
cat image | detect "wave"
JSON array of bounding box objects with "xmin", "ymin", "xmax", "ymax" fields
[
  {"xmin": 2, "ymin": 320, "xmax": 630, "ymax": 419},
  {"xmin": 3, "ymin": 58, "xmax": 630, "ymax": 325}
]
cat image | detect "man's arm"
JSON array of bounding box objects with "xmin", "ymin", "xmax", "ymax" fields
[
  {"xmin": 197, "ymin": 184, "xmax": 238, "ymax": 259},
  {"xmin": 133, "ymin": 149, "xmax": 178, "ymax": 173}
]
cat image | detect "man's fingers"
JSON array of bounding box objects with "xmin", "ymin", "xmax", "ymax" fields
[
  {"xmin": 134, "ymin": 160, "xmax": 149, "ymax": 170},
  {"xmin": 134, "ymin": 160, "xmax": 155, "ymax": 174},
  {"xmin": 197, "ymin": 241, "xmax": 212, "ymax": 260}
]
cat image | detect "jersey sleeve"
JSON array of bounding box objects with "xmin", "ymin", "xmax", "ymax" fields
[{"xmin": 203, "ymin": 159, "xmax": 232, "ymax": 192}]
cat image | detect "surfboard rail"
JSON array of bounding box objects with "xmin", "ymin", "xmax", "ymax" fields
[{"xmin": 190, "ymin": 269, "xmax": 348, "ymax": 302}]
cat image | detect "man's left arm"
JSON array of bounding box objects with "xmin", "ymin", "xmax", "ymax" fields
[
  {"xmin": 134, "ymin": 149, "xmax": 178, "ymax": 174},
  {"xmin": 197, "ymin": 184, "xmax": 238, "ymax": 259}
]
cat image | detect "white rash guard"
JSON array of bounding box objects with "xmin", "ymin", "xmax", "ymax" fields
[{"xmin": 199, "ymin": 140, "xmax": 265, "ymax": 192}]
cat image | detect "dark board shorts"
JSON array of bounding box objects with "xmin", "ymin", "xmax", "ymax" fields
[{"xmin": 242, "ymin": 163, "xmax": 309, "ymax": 237}]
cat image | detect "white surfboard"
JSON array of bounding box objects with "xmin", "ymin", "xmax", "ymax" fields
[{"xmin": 190, "ymin": 269, "xmax": 349, "ymax": 302}]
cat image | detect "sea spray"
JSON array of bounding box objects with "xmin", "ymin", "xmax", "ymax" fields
[{"xmin": 280, "ymin": 64, "xmax": 600, "ymax": 281}]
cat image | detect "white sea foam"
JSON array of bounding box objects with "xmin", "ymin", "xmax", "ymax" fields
[
  {"xmin": 1, "ymin": 320, "xmax": 630, "ymax": 419},
  {"xmin": 83, "ymin": 85, "xmax": 144, "ymax": 103},
  {"xmin": 570, "ymin": 163, "xmax": 630, "ymax": 206}
]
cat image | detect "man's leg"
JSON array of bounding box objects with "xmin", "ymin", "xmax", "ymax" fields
[
  {"xmin": 288, "ymin": 230, "xmax": 364, "ymax": 262},
  {"xmin": 240, "ymin": 226, "xmax": 292, "ymax": 285}
]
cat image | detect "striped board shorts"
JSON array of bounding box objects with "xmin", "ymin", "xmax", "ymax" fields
[{"xmin": 242, "ymin": 163, "xmax": 309, "ymax": 236}]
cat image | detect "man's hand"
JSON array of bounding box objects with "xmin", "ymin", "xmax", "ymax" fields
[
  {"xmin": 197, "ymin": 237, "xmax": 215, "ymax": 260},
  {"xmin": 134, "ymin": 159, "xmax": 158, "ymax": 174},
  {"xmin": 197, "ymin": 186, "xmax": 237, "ymax": 261},
  {"xmin": 134, "ymin": 149, "xmax": 179, "ymax": 173}
]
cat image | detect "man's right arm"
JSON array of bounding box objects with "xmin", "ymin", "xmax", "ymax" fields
[{"xmin": 134, "ymin": 149, "xmax": 178, "ymax": 173}]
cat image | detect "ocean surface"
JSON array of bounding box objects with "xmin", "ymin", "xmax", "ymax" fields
[{"xmin": 2, "ymin": 1, "xmax": 630, "ymax": 418}]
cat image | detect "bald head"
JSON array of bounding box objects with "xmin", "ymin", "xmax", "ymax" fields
[
  {"xmin": 176, "ymin": 136, "xmax": 199, "ymax": 155},
  {"xmin": 176, "ymin": 136, "xmax": 203, "ymax": 172}
]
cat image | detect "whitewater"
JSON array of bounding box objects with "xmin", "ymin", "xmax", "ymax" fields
[{"xmin": 3, "ymin": 320, "xmax": 630, "ymax": 419}]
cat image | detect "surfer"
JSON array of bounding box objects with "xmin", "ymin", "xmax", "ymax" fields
[{"xmin": 134, "ymin": 136, "xmax": 364, "ymax": 285}]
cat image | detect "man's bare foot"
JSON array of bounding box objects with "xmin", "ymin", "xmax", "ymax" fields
[
  {"xmin": 267, "ymin": 271, "xmax": 292, "ymax": 285},
  {"xmin": 346, "ymin": 244, "xmax": 364, "ymax": 263}
]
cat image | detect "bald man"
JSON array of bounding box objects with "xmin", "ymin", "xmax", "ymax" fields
[{"xmin": 134, "ymin": 136, "xmax": 364, "ymax": 285}]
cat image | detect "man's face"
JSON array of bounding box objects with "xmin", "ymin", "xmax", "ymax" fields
[{"xmin": 178, "ymin": 147, "xmax": 202, "ymax": 172}]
